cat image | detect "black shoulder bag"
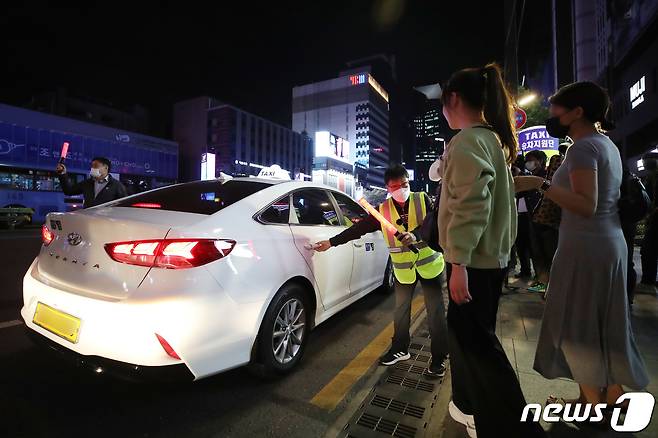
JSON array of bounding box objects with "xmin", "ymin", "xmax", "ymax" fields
[
  {"xmin": 619, "ymin": 171, "xmax": 651, "ymax": 224},
  {"xmin": 420, "ymin": 186, "xmax": 443, "ymax": 252}
]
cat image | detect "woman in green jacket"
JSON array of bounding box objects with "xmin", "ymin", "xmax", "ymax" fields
[{"xmin": 438, "ymin": 63, "xmax": 545, "ymax": 438}]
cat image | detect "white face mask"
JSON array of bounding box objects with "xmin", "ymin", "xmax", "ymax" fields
[
  {"xmin": 89, "ymin": 168, "xmax": 102, "ymax": 178},
  {"xmin": 525, "ymin": 161, "xmax": 537, "ymax": 172},
  {"xmin": 391, "ymin": 186, "xmax": 411, "ymax": 203}
]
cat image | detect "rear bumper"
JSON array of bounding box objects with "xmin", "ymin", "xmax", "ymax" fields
[
  {"xmin": 25, "ymin": 325, "xmax": 194, "ymax": 382},
  {"xmin": 22, "ymin": 257, "xmax": 266, "ymax": 380}
]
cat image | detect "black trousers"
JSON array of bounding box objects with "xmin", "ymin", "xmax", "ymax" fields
[
  {"xmin": 446, "ymin": 264, "xmax": 545, "ymax": 437},
  {"xmin": 392, "ymin": 274, "xmax": 448, "ymax": 362},
  {"xmin": 515, "ymin": 213, "xmax": 532, "ymax": 276},
  {"xmin": 528, "ymin": 222, "xmax": 559, "ymax": 281},
  {"xmin": 640, "ymin": 211, "xmax": 658, "ymax": 285}
]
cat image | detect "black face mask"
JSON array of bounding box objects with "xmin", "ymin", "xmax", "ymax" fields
[{"xmin": 545, "ymin": 115, "xmax": 571, "ymax": 139}]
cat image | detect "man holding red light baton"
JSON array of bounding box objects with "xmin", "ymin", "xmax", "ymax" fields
[
  {"xmin": 55, "ymin": 145, "xmax": 126, "ymax": 208},
  {"xmin": 314, "ymin": 164, "xmax": 448, "ymax": 378}
]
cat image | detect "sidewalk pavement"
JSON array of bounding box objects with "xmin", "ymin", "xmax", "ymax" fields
[{"xmin": 437, "ymin": 248, "xmax": 658, "ymax": 437}]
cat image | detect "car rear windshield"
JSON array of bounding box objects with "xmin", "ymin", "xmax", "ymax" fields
[{"xmin": 109, "ymin": 180, "xmax": 272, "ymax": 215}]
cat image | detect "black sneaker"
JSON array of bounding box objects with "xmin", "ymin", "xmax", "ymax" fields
[
  {"xmin": 425, "ymin": 359, "xmax": 447, "ymax": 379},
  {"xmin": 379, "ymin": 349, "xmax": 410, "ymax": 366}
]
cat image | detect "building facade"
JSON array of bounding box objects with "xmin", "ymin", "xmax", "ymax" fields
[
  {"xmin": 292, "ymin": 69, "xmax": 390, "ymax": 187},
  {"xmin": 27, "ymin": 88, "xmax": 151, "ymax": 135},
  {"xmin": 0, "ymin": 102, "xmax": 178, "ymax": 221},
  {"xmin": 174, "ymin": 97, "xmax": 313, "ymax": 182},
  {"xmin": 568, "ymin": 0, "xmax": 658, "ymax": 171},
  {"xmin": 412, "ymin": 106, "xmax": 445, "ymax": 193}
]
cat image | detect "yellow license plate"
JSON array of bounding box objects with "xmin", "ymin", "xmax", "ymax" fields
[{"xmin": 33, "ymin": 302, "xmax": 81, "ymax": 343}]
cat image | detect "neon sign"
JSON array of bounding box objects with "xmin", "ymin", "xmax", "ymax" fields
[
  {"xmin": 630, "ymin": 76, "xmax": 646, "ymax": 109},
  {"xmin": 349, "ymin": 74, "xmax": 366, "ymax": 86},
  {"xmin": 368, "ymin": 75, "xmax": 389, "ymax": 103},
  {"xmin": 518, "ymin": 126, "xmax": 559, "ymax": 153}
]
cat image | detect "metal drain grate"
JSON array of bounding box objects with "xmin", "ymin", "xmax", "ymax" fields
[
  {"xmin": 410, "ymin": 352, "xmax": 431, "ymax": 363},
  {"xmin": 356, "ymin": 412, "xmax": 417, "ymax": 438},
  {"xmin": 393, "ymin": 362, "xmax": 427, "ymax": 375},
  {"xmin": 386, "ymin": 373, "xmax": 435, "ymax": 392},
  {"xmin": 408, "ymin": 343, "xmax": 424, "ymax": 351},
  {"xmin": 370, "ymin": 395, "xmax": 426, "ymax": 419}
]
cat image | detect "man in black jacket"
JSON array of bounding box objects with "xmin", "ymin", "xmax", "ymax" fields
[{"xmin": 55, "ymin": 157, "xmax": 127, "ymax": 208}]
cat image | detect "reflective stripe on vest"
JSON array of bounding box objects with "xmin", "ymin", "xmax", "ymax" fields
[
  {"xmin": 388, "ymin": 241, "xmax": 429, "ymax": 253},
  {"xmin": 378, "ymin": 193, "xmax": 444, "ymax": 284}
]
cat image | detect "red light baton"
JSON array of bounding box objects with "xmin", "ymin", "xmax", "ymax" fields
[
  {"xmin": 358, "ymin": 198, "xmax": 419, "ymax": 254},
  {"xmin": 58, "ymin": 142, "xmax": 69, "ymax": 164}
]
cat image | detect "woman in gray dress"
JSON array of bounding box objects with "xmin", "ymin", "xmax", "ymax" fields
[{"xmin": 515, "ymin": 82, "xmax": 649, "ymax": 414}]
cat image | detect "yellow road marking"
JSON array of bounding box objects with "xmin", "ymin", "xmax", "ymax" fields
[{"xmin": 310, "ymin": 294, "xmax": 426, "ymax": 411}]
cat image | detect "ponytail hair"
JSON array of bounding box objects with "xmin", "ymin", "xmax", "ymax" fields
[{"xmin": 442, "ymin": 62, "xmax": 518, "ymax": 163}]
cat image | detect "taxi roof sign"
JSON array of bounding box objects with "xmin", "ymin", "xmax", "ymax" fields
[{"xmin": 257, "ymin": 165, "xmax": 291, "ymax": 180}]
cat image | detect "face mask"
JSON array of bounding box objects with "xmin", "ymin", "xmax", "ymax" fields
[
  {"xmin": 525, "ymin": 161, "xmax": 537, "ymax": 172},
  {"xmin": 391, "ymin": 187, "xmax": 411, "ymax": 203},
  {"xmin": 545, "ymin": 114, "xmax": 571, "ymax": 138},
  {"xmin": 89, "ymin": 168, "xmax": 102, "ymax": 178}
]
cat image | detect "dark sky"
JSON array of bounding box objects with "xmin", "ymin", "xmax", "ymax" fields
[{"xmin": 1, "ymin": 1, "xmax": 509, "ymax": 135}]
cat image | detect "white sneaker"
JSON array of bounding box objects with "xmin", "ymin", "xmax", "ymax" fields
[{"xmin": 449, "ymin": 400, "xmax": 477, "ymax": 438}]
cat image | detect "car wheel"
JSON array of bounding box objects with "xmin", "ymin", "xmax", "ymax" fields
[
  {"xmin": 379, "ymin": 258, "xmax": 395, "ymax": 294},
  {"xmin": 257, "ymin": 284, "xmax": 309, "ymax": 375}
]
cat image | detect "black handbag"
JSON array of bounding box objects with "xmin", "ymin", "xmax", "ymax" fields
[
  {"xmin": 420, "ymin": 184, "xmax": 443, "ymax": 252},
  {"xmin": 619, "ymin": 170, "xmax": 651, "ymax": 224}
]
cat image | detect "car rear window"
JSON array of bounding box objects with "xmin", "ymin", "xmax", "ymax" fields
[{"xmin": 109, "ymin": 180, "xmax": 272, "ymax": 215}]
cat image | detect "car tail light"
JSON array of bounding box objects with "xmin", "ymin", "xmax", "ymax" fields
[
  {"xmin": 42, "ymin": 224, "xmax": 54, "ymax": 246},
  {"xmin": 155, "ymin": 333, "xmax": 181, "ymax": 360},
  {"xmin": 104, "ymin": 239, "xmax": 235, "ymax": 269},
  {"xmin": 131, "ymin": 202, "xmax": 161, "ymax": 209}
]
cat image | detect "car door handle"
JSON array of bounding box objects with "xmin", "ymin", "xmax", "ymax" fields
[{"xmin": 353, "ymin": 242, "xmax": 364, "ymax": 248}]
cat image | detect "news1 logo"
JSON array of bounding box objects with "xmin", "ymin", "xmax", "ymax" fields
[{"xmin": 521, "ymin": 392, "xmax": 655, "ymax": 432}]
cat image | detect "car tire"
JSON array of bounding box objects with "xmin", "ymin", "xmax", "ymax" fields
[
  {"xmin": 256, "ymin": 284, "xmax": 310, "ymax": 377},
  {"xmin": 378, "ymin": 258, "xmax": 395, "ymax": 294}
]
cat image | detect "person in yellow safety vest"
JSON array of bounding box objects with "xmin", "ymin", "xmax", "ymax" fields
[{"xmin": 314, "ymin": 164, "xmax": 448, "ymax": 378}]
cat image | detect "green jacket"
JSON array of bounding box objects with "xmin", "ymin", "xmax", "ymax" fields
[{"xmin": 438, "ymin": 126, "xmax": 517, "ymax": 269}]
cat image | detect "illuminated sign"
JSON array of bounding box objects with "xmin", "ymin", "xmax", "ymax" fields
[
  {"xmin": 630, "ymin": 76, "xmax": 646, "ymax": 109},
  {"xmin": 348, "ymin": 73, "xmax": 389, "ymax": 103},
  {"xmin": 258, "ymin": 164, "xmax": 291, "ymax": 180},
  {"xmin": 349, "ymin": 74, "xmax": 366, "ymax": 86},
  {"xmin": 368, "ymin": 74, "xmax": 389, "ymax": 103},
  {"xmin": 315, "ymin": 131, "xmax": 351, "ymax": 163},
  {"xmin": 200, "ymin": 152, "xmax": 215, "ymax": 180},
  {"xmin": 518, "ymin": 126, "xmax": 559, "ymax": 154}
]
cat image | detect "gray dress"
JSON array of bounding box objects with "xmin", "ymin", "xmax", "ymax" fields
[{"xmin": 533, "ymin": 132, "xmax": 649, "ymax": 389}]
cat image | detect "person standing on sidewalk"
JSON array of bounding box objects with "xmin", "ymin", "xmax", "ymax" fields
[
  {"xmin": 517, "ymin": 150, "xmax": 547, "ymax": 289},
  {"xmin": 527, "ymin": 150, "xmax": 563, "ymax": 296},
  {"xmin": 516, "ymin": 82, "xmax": 649, "ymax": 420},
  {"xmin": 439, "ymin": 63, "xmax": 546, "ymax": 438},
  {"xmin": 313, "ymin": 164, "xmax": 449, "ymax": 378},
  {"xmin": 638, "ymin": 156, "xmax": 658, "ymax": 294}
]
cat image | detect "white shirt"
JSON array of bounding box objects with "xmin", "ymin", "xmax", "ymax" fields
[
  {"xmin": 94, "ymin": 176, "xmax": 110, "ymax": 198},
  {"xmin": 518, "ymin": 197, "xmax": 528, "ymax": 213}
]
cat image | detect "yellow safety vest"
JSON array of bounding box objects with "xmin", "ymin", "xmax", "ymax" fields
[{"xmin": 379, "ymin": 192, "xmax": 445, "ymax": 284}]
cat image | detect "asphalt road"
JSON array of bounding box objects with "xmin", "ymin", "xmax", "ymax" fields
[{"xmin": 0, "ymin": 229, "xmax": 400, "ymax": 438}]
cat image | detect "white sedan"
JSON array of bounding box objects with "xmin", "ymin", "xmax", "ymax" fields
[{"xmin": 21, "ymin": 178, "xmax": 392, "ymax": 380}]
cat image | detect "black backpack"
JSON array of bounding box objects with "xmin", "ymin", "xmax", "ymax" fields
[
  {"xmin": 619, "ymin": 170, "xmax": 651, "ymax": 224},
  {"xmin": 420, "ymin": 184, "xmax": 443, "ymax": 252}
]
